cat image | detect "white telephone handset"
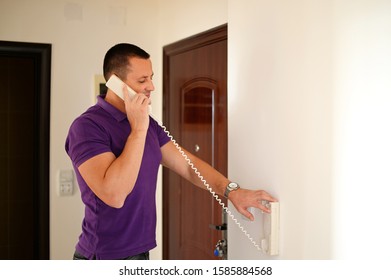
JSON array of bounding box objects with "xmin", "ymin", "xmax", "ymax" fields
[
  {"xmin": 105, "ymin": 74, "xmax": 275, "ymax": 254},
  {"xmin": 106, "ymin": 74, "xmax": 151, "ymax": 113}
]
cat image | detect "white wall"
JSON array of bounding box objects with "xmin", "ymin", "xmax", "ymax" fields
[
  {"xmin": 228, "ymin": 0, "xmax": 333, "ymax": 259},
  {"xmin": 228, "ymin": 0, "xmax": 391, "ymax": 259},
  {"xmin": 2, "ymin": 0, "xmax": 390, "ymax": 261},
  {"xmin": 331, "ymin": 0, "xmax": 391, "ymax": 259},
  {"xmin": 156, "ymin": 0, "xmax": 228, "ymax": 46}
]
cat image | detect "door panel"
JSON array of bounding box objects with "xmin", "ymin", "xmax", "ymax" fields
[
  {"xmin": 163, "ymin": 25, "xmax": 227, "ymax": 260},
  {"xmin": 0, "ymin": 41, "xmax": 50, "ymax": 259}
]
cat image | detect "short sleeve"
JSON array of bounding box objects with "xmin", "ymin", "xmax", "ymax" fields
[
  {"xmin": 65, "ymin": 117, "xmax": 112, "ymax": 167},
  {"xmin": 150, "ymin": 118, "xmax": 171, "ymax": 147}
]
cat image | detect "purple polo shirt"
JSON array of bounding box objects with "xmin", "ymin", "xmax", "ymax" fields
[{"xmin": 65, "ymin": 96, "xmax": 170, "ymax": 259}]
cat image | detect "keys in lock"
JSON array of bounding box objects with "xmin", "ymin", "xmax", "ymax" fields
[{"xmin": 214, "ymin": 239, "xmax": 227, "ymax": 259}]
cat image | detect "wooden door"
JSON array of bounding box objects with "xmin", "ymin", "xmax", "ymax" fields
[
  {"xmin": 0, "ymin": 41, "xmax": 50, "ymax": 259},
  {"xmin": 163, "ymin": 24, "xmax": 227, "ymax": 260}
]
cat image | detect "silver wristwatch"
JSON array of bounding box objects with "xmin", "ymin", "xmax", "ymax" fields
[{"xmin": 224, "ymin": 182, "xmax": 240, "ymax": 198}]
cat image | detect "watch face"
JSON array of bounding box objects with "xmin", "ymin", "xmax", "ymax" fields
[
  {"xmin": 228, "ymin": 182, "xmax": 238, "ymax": 190},
  {"xmin": 225, "ymin": 182, "xmax": 239, "ymax": 198}
]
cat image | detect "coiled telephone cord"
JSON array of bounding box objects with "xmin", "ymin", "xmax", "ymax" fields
[{"xmin": 157, "ymin": 121, "xmax": 262, "ymax": 252}]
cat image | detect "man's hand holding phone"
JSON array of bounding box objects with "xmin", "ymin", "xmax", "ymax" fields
[{"xmin": 122, "ymin": 84, "xmax": 150, "ymax": 132}]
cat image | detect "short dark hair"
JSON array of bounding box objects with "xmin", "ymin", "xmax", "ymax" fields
[{"xmin": 103, "ymin": 43, "xmax": 150, "ymax": 81}]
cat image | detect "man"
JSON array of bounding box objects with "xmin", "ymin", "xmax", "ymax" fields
[{"xmin": 65, "ymin": 43, "xmax": 277, "ymax": 260}]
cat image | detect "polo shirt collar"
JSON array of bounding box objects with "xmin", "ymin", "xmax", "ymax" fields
[{"xmin": 97, "ymin": 95, "xmax": 127, "ymax": 122}]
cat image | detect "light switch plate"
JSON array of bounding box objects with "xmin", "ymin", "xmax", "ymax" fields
[{"xmin": 58, "ymin": 170, "xmax": 74, "ymax": 196}]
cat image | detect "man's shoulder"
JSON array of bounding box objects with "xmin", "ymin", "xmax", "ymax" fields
[{"xmin": 74, "ymin": 105, "xmax": 107, "ymax": 125}]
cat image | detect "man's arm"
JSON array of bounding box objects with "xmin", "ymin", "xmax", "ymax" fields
[
  {"xmin": 161, "ymin": 141, "xmax": 277, "ymax": 220},
  {"xmin": 78, "ymin": 89, "xmax": 151, "ymax": 208},
  {"xmin": 78, "ymin": 129, "xmax": 147, "ymax": 208}
]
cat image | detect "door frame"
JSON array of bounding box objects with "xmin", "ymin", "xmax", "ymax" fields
[
  {"xmin": 162, "ymin": 24, "xmax": 228, "ymax": 259},
  {"xmin": 0, "ymin": 41, "xmax": 51, "ymax": 259}
]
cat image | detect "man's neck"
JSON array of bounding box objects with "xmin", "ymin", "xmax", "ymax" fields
[{"xmin": 104, "ymin": 90, "xmax": 126, "ymax": 113}]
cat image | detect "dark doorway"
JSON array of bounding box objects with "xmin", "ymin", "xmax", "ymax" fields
[
  {"xmin": 0, "ymin": 41, "xmax": 51, "ymax": 259},
  {"xmin": 163, "ymin": 24, "xmax": 228, "ymax": 260}
]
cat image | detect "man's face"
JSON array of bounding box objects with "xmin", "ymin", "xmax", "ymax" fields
[{"xmin": 124, "ymin": 57, "xmax": 155, "ymax": 102}]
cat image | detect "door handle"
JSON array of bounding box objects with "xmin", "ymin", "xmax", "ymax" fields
[
  {"xmin": 194, "ymin": 144, "xmax": 200, "ymax": 152},
  {"xmin": 209, "ymin": 223, "xmax": 227, "ymax": 231}
]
